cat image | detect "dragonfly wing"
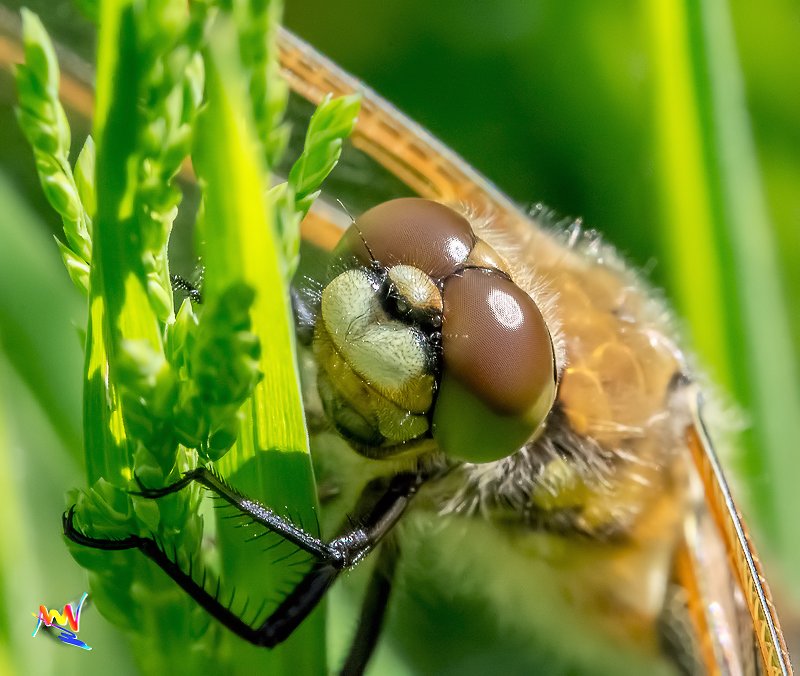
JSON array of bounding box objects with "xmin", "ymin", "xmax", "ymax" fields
[
  {"xmin": 277, "ymin": 27, "xmax": 558, "ymax": 257},
  {"xmin": 683, "ymin": 389, "xmax": 792, "ymax": 675}
]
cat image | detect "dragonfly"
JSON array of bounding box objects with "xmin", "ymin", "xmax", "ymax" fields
[
  {"xmin": 0, "ymin": 9, "xmax": 792, "ymax": 675},
  {"xmin": 277, "ymin": 29, "xmax": 792, "ymax": 676}
]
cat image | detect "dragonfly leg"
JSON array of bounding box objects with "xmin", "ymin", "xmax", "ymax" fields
[
  {"xmin": 171, "ymin": 273, "xmax": 317, "ymax": 344},
  {"xmin": 340, "ymin": 541, "xmax": 399, "ymax": 676},
  {"xmin": 64, "ymin": 468, "xmax": 426, "ymax": 647},
  {"xmin": 170, "ymin": 273, "xmax": 202, "ymax": 304}
]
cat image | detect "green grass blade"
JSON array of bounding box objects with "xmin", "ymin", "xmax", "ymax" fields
[
  {"xmin": 0, "ymin": 168, "xmax": 137, "ymax": 676},
  {"xmin": 73, "ymin": 1, "xmax": 209, "ymax": 670},
  {"xmin": 648, "ymin": 0, "xmax": 800, "ymax": 566},
  {"xmin": 193, "ymin": 14, "xmax": 324, "ymax": 674}
]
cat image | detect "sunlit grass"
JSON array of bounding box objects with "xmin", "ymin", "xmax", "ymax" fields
[
  {"xmin": 648, "ymin": 0, "xmax": 800, "ymax": 576},
  {"xmin": 4, "ymin": 1, "xmax": 356, "ymax": 673}
]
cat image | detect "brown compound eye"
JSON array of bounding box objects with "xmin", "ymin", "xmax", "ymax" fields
[
  {"xmin": 321, "ymin": 197, "xmax": 556, "ymax": 462},
  {"xmin": 433, "ymin": 268, "xmax": 557, "ymax": 462},
  {"xmin": 334, "ymin": 197, "xmax": 476, "ymax": 278}
]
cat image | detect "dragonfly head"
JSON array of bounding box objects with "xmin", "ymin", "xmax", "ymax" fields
[{"xmin": 314, "ymin": 198, "xmax": 557, "ymax": 463}]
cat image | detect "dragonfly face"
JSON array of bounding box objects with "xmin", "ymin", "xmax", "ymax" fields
[
  {"xmin": 295, "ymin": 199, "xmax": 691, "ymax": 674},
  {"xmin": 308, "ymin": 195, "xmax": 686, "ymax": 529},
  {"xmin": 314, "ymin": 197, "xmax": 557, "ymax": 462}
]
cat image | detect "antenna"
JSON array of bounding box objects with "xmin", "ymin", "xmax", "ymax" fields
[{"xmin": 338, "ymin": 198, "xmax": 379, "ymax": 266}]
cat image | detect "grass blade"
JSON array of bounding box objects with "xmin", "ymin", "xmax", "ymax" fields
[{"xmin": 648, "ymin": 0, "xmax": 800, "ymax": 569}]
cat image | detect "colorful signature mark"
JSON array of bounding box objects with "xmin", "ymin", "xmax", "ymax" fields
[{"xmin": 31, "ymin": 592, "xmax": 92, "ymax": 651}]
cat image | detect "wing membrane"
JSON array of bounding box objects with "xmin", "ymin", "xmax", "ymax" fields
[{"xmin": 685, "ymin": 391, "xmax": 791, "ymax": 675}]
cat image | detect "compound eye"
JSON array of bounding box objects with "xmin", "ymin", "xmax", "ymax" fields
[
  {"xmin": 335, "ymin": 198, "xmax": 475, "ymax": 279},
  {"xmin": 433, "ymin": 268, "xmax": 557, "ymax": 463}
]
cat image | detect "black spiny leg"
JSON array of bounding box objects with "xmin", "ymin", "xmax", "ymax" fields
[
  {"xmin": 171, "ymin": 272, "xmax": 320, "ymax": 344},
  {"xmin": 340, "ymin": 541, "xmax": 399, "ymax": 676},
  {"xmin": 171, "ymin": 274, "xmax": 317, "ymax": 344},
  {"xmin": 63, "ymin": 467, "xmax": 426, "ymax": 648},
  {"xmin": 170, "ymin": 273, "xmax": 203, "ymax": 304}
]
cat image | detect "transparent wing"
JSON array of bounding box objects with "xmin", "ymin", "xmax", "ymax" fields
[
  {"xmin": 277, "ymin": 29, "xmax": 551, "ymax": 250},
  {"xmin": 680, "ymin": 388, "xmax": 791, "ymax": 675}
]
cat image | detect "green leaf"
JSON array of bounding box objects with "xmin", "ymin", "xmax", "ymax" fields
[
  {"xmin": 289, "ymin": 93, "xmax": 361, "ymax": 211},
  {"xmin": 192, "ymin": 13, "xmax": 325, "ymax": 674},
  {"xmin": 274, "ymin": 93, "xmax": 359, "ymax": 276},
  {"xmin": 75, "ymin": 136, "xmax": 97, "ymax": 219},
  {"xmin": 647, "ymin": 0, "xmax": 800, "ymax": 570},
  {"xmin": 15, "ymin": 9, "xmax": 92, "ymax": 272}
]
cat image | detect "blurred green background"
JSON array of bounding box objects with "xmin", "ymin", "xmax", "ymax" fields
[{"xmin": 0, "ymin": 0, "xmax": 798, "ymax": 672}]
